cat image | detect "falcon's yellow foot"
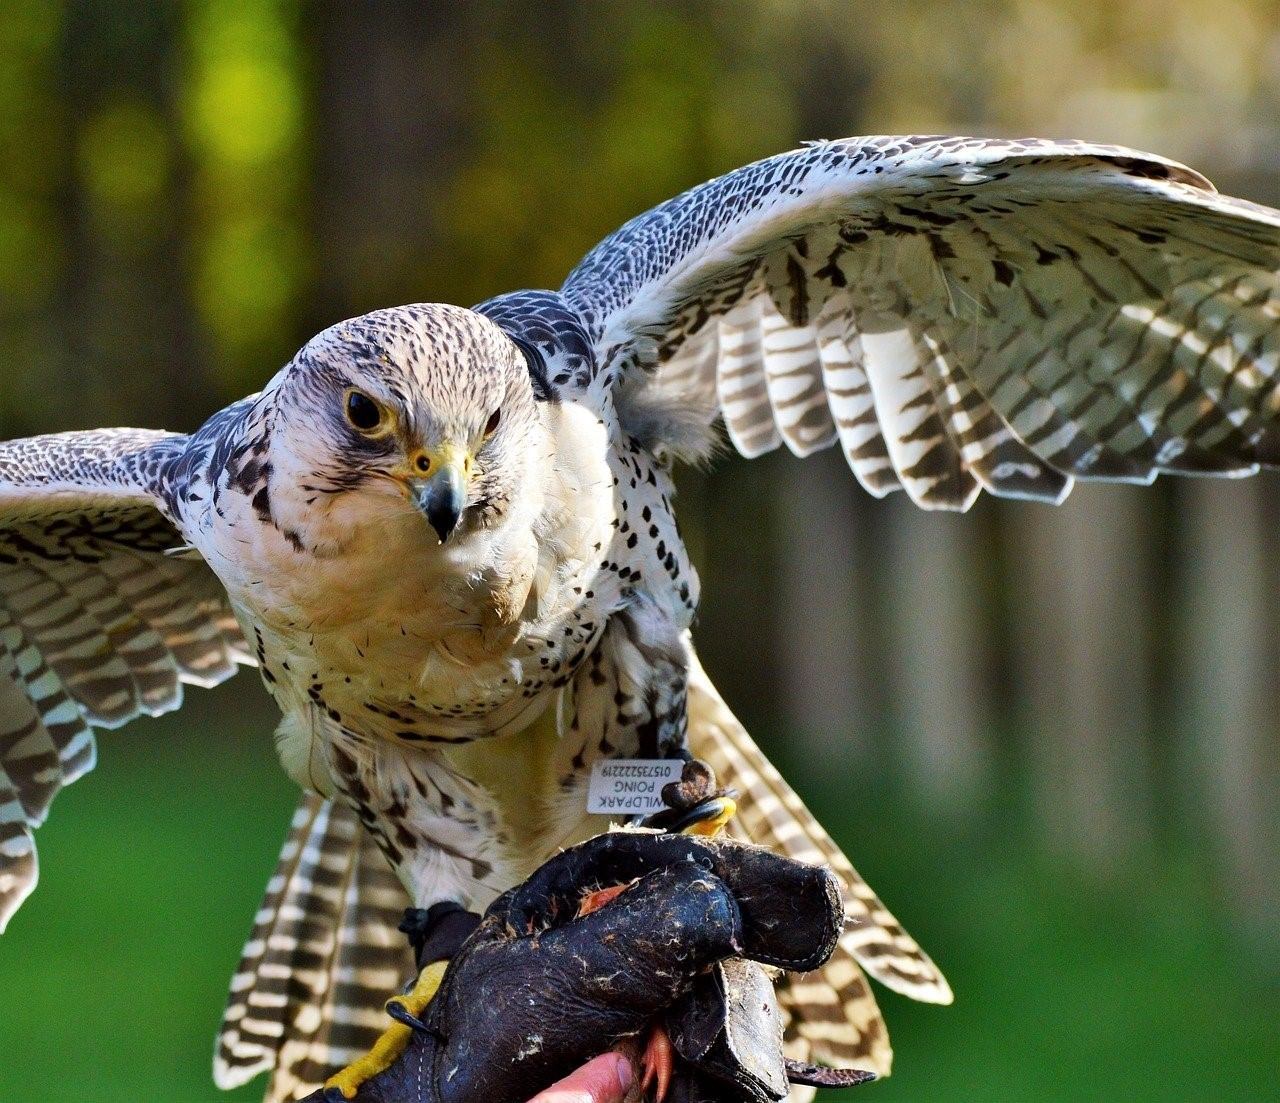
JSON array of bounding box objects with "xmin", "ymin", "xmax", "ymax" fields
[
  {"xmin": 322, "ymin": 960, "xmax": 448, "ymax": 1100},
  {"xmin": 682, "ymin": 794, "xmax": 736, "ymax": 838},
  {"xmin": 642, "ymin": 759, "xmax": 737, "ymax": 835}
]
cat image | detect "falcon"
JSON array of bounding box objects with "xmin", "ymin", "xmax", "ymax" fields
[{"xmin": 3, "ymin": 135, "xmax": 1279, "ymax": 1101}]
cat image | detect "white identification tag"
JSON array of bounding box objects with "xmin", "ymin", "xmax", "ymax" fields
[{"xmin": 586, "ymin": 758, "xmax": 683, "ymax": 816}]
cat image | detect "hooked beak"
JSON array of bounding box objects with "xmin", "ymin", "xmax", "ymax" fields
[{"xmin": 408, "ymin": 445, "xmax": 469, "ymax": 544}]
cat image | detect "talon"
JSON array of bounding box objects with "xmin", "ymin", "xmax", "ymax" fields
[
  {"xmin": 322, "ymin": 960, "xmax": 448, "ymax": 1098},
  {"xmin": 640, "ymin": 1023, "xmax": 674, "ymax": 1103},
  {"xmin": 683, "ymin": 794, "xmax": 736, "ymax": 837},
  {"xmin": 646, "ymin": 793, "xmax": 737, "ymax": 835},
  {"xmin": 323, "ymin": 1020, "xmax": 412, "ymax": 1099},
  {"xmin": 385, "ymin": 1000, "xmax": 432, "ymax": 1033}
]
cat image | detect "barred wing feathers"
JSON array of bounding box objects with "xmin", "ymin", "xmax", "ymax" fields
[
  {"xmin": 562, "ymin": 135, "xmax": 1280, "ymax": 507},
  {"xmin": 0, "ymin": 429, "xmax": 249, "ymax": 930}
]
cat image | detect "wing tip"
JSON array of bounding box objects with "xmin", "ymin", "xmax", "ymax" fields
[
  {"xmin": 213, "ymin": 1053, "xmax": 273, "ymax": 1091},
  {"xmin": 0, "ymin": 852, "xmax": 38, "ymax": 935},
  {"xmin": 915, "ymin": 976, "xmax": 956, "ymax": 1006},
  {"xmin": 862, "ymin": 962, "xmax": 955, "ymax": 1006}
]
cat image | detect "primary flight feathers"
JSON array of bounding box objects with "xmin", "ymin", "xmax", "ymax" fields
[{"xmin": 560, "ymin": 135, "xmax": 1280, "ymax": 506}]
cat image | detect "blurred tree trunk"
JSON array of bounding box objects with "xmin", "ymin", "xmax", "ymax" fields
[
  {"xmin": 0, "ymin": 5, "xmax": 65, "ymax": 437},
  {"xmin": 883, "ymin": 500, "xmax": 991, "ymax": 812},
  {"xmin": 51, "ymin": 5, "xmax": 92, "ymax": 423},
  {"xmin": 1005, "ymin": 488, "xmax": 1154, "ymax": 865},
  {"xmin": 689, "ymin": 456, "xmax": 785, "ymax": 745},
  {"xmin": 61, "ymin": 3, "xmax": 205, "ymax": 429},
  {"xmin": 1176, "ymin": 479, "xmax": 1280, "ymax": 956},
  {"xmin": 309, "ymin": 1, "xmax": 471, "ymax": 325},
  {"xmin": 774, "ymin": 451, "xmax": 876, "ymax": 768}
]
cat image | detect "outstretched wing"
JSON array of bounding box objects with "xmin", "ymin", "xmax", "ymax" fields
[
  {"xmin": 561, "ymin": 135, "xmax": 1280, "ymax": 507},
  {"xmin": 0, "ymin": 429, "xmax": 250, "ymax": 930}
]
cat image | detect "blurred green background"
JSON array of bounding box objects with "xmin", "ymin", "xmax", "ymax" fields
[{"xmin": 1, "ymin": 2, "xmax": 1278, "ymax": 1100}]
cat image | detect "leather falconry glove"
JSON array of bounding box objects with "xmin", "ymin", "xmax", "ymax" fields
[{"xmin": 309, "ymin": 830, "xmax": 876, "ymax": 1103}]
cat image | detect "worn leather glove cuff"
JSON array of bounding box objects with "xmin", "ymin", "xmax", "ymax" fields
[{"xmin": 399, "ymin": 902, "xmax": 482, "ymax": 972}]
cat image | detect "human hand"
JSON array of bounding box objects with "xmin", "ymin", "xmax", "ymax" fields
[{"xmin": 525, "ymin": 1051, "xmax": 633, "ymax": 1103}]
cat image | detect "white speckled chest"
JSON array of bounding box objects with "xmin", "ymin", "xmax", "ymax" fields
[{"xmin": 194, "ymin": 400, "xmax": 630, "ymax": 751}]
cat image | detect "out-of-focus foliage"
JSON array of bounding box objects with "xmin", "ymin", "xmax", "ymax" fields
[
  {"xmin": 0, "ymin": 2, "xmax": 1276, "ymax": 1100},
  {"xmin": 183, "ymin": 0, "xmax": 307, "ymax": 390}
]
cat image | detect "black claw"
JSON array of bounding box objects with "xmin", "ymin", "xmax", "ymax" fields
[
  {"xmin": 644, "ymin": 794, "xmax": 734, "ymax": 833},
  {"xmin": 386, "ymin": 999, "xmax": 445, "ymax": 1040}
]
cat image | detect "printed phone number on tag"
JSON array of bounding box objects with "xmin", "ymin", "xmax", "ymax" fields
[{"xmin": 586, "ymin": 759, "xmax": 682, "ymax": 814}]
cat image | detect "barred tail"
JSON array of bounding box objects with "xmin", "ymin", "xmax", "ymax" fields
[
  {"xmin": 685, "ymin": 641, "xmax": 952, "ymax": 1081},
  {"xmin": 214, "ymin": 794, "xmax": 413, "ymax": 1102}
]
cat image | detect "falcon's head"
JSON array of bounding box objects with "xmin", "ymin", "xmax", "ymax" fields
[{"xmin": 266, "ymin": 303, "xmax": 545, "ymax": 549}]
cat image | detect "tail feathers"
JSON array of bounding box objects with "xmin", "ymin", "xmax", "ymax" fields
[
  {"xmin": 0, "ymin": 745, "xmax": 38, "ymax": 934},
  {"xmin": 685, "ymin": 642, "xmax": 952, "ymax": 1079},
  {"xmin": 214, "ymin": 794, "xmax": 413, "ymax": 1102},
  {"xmin": 776, "ymin": 941, "xmax": 892, "ymax": 1076}
]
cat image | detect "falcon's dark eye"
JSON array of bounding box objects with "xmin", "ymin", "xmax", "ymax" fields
[
  {"xmin": 344, "ymin": 389, "xmax": 385, "ymax": 433},
  {"xmin": 484, "ymin": 409, "xmax": 501, "ymax": 436}
]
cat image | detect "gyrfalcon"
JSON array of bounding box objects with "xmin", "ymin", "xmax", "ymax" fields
[{"xmin": 3, "ymin": 135, "xmax": 1280, "ymax": 1101}]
